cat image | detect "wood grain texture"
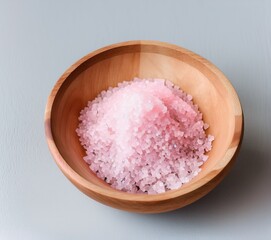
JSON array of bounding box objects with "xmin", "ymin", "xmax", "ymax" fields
[{"xmin": 44, "ymin": 40, "xmax": 243, "ymax": 213}]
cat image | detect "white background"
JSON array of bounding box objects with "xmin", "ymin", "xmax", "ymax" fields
[{"xmin": 1, "ymin": 0, "xmax": 271, "ymax": 239}]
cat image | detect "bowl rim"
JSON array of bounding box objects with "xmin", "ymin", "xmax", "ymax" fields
[{"xmin": 44, "ymin": 40, "xmax": 243, "ymax": 202}]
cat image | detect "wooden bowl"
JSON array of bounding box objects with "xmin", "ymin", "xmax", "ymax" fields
[{"xmin": 45, "ymin": 40, "xmax": 243, "ymax": 213}]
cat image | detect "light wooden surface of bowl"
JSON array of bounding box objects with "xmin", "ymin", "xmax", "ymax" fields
[{"xmin": 44, "ymin": 40, "xmax": 243, "ymax": 213}]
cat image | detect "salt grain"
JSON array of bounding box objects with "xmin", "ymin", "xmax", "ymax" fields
[{"xmin": 76, "ymin": 78, "xmax": 214, "ymax": 194}]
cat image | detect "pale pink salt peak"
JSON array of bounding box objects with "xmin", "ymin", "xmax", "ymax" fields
[{"xmin": 76, "ymin": 78, "xmax": 214, "ymax": 194}]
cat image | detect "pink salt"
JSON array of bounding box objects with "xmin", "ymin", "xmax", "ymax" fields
[{"xmin": 76, "ymin": 78, "xmax": 214, "ymax": 194}]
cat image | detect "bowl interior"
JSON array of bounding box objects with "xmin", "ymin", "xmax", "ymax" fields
[{"xmin": 50, "ymin": 42, "xmax": 238, "ymax": 194}]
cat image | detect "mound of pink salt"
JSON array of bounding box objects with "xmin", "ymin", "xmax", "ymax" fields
[{"xmin": 76, "ymin": 78, "xmax": 214, "ymax": 194}]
